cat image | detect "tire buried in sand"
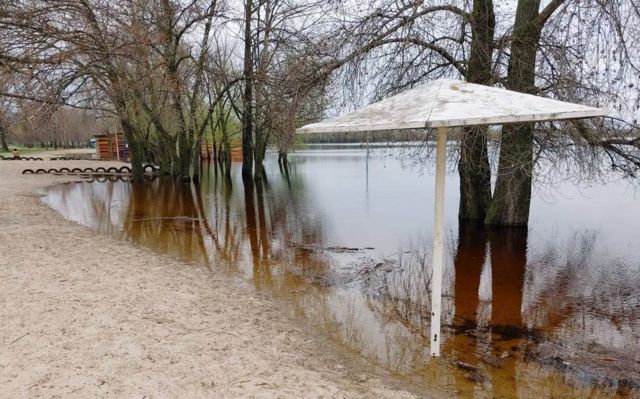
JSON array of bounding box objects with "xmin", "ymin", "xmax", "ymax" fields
[
  {"xmin": 35, "ymin": 168, "xmax": 47, "ymax": 174},
  {"xmin": 58, "ymin": 167, "xmax": 70, "ymax": 173},
  {"xmin": 22, "ymin": 169, "xmax": 35, "ymax": 174},
  {"xmin": 119, "ymin": 166, "xmax": 132, "ymax": 174},
  {"xmin": 83, "ymin": 167, "xmax": 95, "ymax": 174},
  {"xmin": 107, "ymin": 167, "xmax": 119, "ymax": 174},
  {"xmin": 71, "ymin": 168, "xmax": 83, "ymax": 174},
  {"xmin": 95, "ymin": 167, "xmax": 107, "ymax": 173},
  {"xmin": 47, "ymin": 168, "xmax": 59, "ymax": 174}
]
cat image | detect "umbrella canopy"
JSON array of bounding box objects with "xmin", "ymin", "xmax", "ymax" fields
[{"xmin": 296, "ymin": 79, "xmax": 605, "ymax": 134}]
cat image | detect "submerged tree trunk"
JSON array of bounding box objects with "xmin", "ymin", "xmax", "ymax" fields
[
  {"xmin": 241, "ymin": 0, "xmax": 254, "ymax": 178},
  {"xmin": 191, "ymin": 133, "xmax": 204, "ymax": 185},
  {"xmin": 485, "ymin": 0, "xmax": 542, "ymax": 226},
  {"xmin": 220, "ymin": 106, "xmax": 232, "ymax": 177},
  {"xmin": 224, "ymin": 137, "xmax": 231, "ymax": 177},
  {"xmin": 175, "ymin": 129, "xmax": 193, "ymax": 181},
  {"xmin": 458, "ymin": 0, "xmax": 495, "ymax": 221},
  {"xmin": 277, "ymin": 150, "xmax": 288, "ymax": 166},
  {"xmin": 253, "ymin": 126, "xmax": 268, "ymax": 181}
]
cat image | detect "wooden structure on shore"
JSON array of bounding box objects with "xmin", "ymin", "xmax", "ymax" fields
[
  {"xmin": 95, "ymin": 133, "xmax": 129, "ymax": 161},
  {"xmin": 95, "ymin": 133, "xmax": 242, "ymax": 163}
]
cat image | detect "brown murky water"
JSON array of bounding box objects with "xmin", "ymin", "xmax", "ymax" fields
[{"xmin": 42, "ymin": 148, "xmax": 640, "ymax": 398}]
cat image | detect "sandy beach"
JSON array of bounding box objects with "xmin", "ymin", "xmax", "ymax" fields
[{"xmin": 0, "ymin": 156, "xmax": 418, "ymax": 398}]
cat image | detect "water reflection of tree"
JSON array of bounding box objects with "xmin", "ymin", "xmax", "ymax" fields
[
  {"xmin": 363, "ymin": 223, "xmax": 639, "ymax": 394},
  {"xmin": 242, "ymin": 176, "xmax": 273, "ymax": 289},
  {"xmin": 106, "ymin": 161, "xmax": 331, "ymax": 295},
  {"xmin": 44, "ymin": 181, "xmax": 130, "ymax": 236},
  {"xmin": 198, "ymin": 167, "xmax": 242, "ymax": 267},
  {"xmin": 122, "ymin": 179, "xmax": 209, "ymax": 263},
  {"xmin": 44, "ymin": 161, "xmax": 640, "ymax": 396},
  {"xmin": 198, "ymin": 162, "xmax": 328, "ymax": 291},
  {"xmin": 522, "ymin": 231, "xmax": 640, "ymax": 389},
  {"xmin": 453, "ymin": 223, "xmax": 488, "ymax": 330}
]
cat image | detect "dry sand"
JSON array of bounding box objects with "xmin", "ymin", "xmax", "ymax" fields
[{"xmin": 0, "ymin": 155, "xmax": 420, "ymax": 398}]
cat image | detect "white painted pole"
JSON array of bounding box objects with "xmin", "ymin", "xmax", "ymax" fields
[{"xmin": 430, "ymin": 126, "xmax": 447, "ymax": 357}]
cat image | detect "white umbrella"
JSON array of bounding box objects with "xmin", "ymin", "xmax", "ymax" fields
[{"xmin": 296, "ymin": 78, "xmax": 606, "ymax": 357}]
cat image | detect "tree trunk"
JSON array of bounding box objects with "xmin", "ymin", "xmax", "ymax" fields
[
  {"xmin": 224, "ymin": 140, "xmax": 232, "ymax": 177},
  {"xmin": 192, "ymin": 135, "xmax": 203, "ymax": 185},
  {"xmin": 485, "ymin": 0, "xmax": 542, "ymax": 226},
  {"xmin": 0, "ymin": 125, "xmax": 9, "ymax": 152},
  {"xmin": 277, "ymin": 150, "xmax": 288, "ymax": 166},
  {"xmin": 121, "ymin": 119, "xmax": 144, "ymax": 181},
  {"xmin": 253, "ymin": 126, "xmax": 268, "ymax": 181},
  {"xmin": 241, "ymin": 0, "xmax": 254, "ymax": 178},
  {"xmin": 220, "ymin": 109, "xmax": 232, "ymax": 176},
  {"xmin": 458, "ymin": 0, "xmax": 495, "ymax": 221},
  {"xmin": 176, "ymin": 131, "xmax": 193, "ymax": 181}
]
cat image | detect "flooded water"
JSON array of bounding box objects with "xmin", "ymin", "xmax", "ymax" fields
[{"xmin": 42, "ymin": 147, "xmax": 640, "ymax": 398}]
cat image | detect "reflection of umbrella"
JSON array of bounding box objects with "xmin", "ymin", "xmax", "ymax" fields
[{"xmin": 296, "ymin": 78, "xmax": 606, "ymax": 357}]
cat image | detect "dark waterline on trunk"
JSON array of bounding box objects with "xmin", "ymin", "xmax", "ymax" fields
[{"xmin": 42, "ymin": 147, "xmax": 640, "ymax": 397}]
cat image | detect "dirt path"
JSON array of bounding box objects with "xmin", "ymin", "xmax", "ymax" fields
[{"xmin": 0, "ymin": 159, "xmax": 418, "ymax": 398}]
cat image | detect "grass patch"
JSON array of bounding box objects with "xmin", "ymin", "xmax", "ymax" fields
[{"xmin": 0, "ymin": 146, "xmax": 54, "ymax": 157}]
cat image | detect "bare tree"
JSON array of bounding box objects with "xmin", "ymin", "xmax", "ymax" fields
[{"xmin": 313, "ymin": 0, "xmax": 639, "ymax": 226}]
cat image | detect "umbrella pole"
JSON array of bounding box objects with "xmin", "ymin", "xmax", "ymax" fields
[{"xmin": 430, "ymin": 126, "xmax": 447, "ymax": 357}]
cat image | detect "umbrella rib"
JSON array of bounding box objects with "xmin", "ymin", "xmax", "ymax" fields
[{"xmin": 424, "ymin": 79, "xmax": 445, "ymax": 129}]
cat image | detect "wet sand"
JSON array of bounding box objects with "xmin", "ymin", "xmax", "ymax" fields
[{"xmin": 0, "ymin": 158, "xmax": 418, "ymax": 398}]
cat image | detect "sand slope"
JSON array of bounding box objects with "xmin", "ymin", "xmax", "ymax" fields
[{"xmin": 0, "ymin": 159, "xmax": 418, "ymax": 398}]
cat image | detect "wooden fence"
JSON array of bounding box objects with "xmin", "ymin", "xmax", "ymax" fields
[{"xmin": 200, "ymin": 140, "xmax": 243, "ymax": 162}]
